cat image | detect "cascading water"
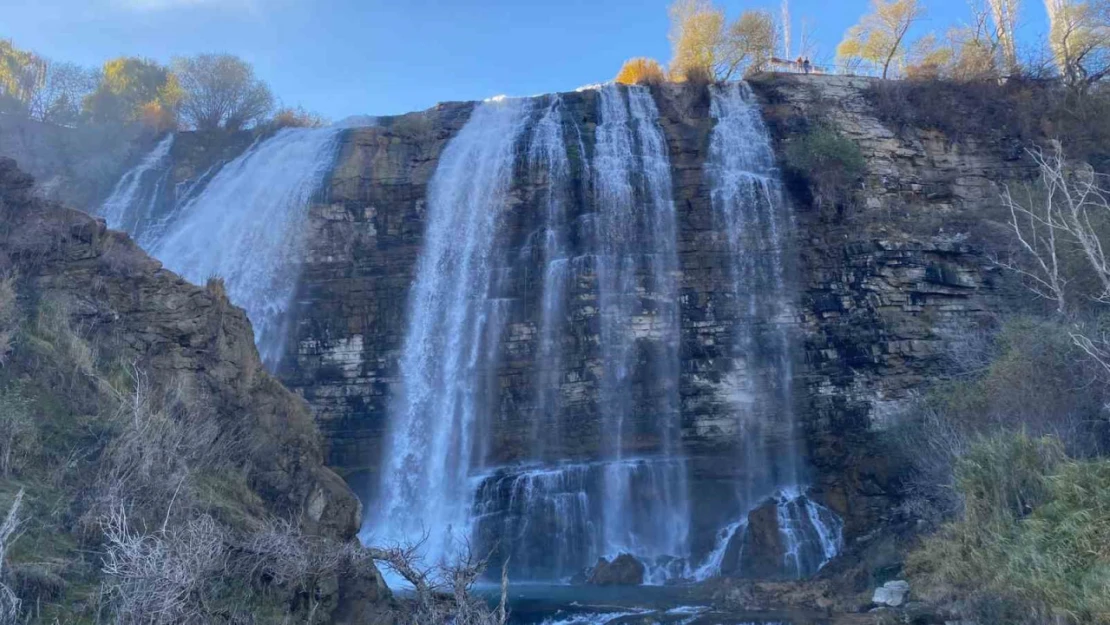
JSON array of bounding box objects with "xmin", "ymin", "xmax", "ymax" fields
[
  {"xmin": 100, "ymin": 127, "xmax": 343, "ymax": 367},
  {"xmin": 693, "ymin": 82, "xmax": 841, "ymax": 580},
  {"xmin": 368, "ymin": 97, "xmax": 532, "ymax": 565},
  {"xmin": 100, "ymin": 133, "xmax": 175, "ymax": 239},
  {"xmin": 529, "ymin": 97, "xmax": 572, "ymax": 462},
  {"xmin": 376, "ymin": 86, "xmax": 692, "ymax": 582},
  {"xmin": 591, "ymin": 84, "xmax": 688, "ymax": 573}
]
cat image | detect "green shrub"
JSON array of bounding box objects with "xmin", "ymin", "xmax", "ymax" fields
[
  {"xmin": 783, "ymin": 123, "xmax": 865, "ymax": 211},
  {"xmin": 908, "ymin": 433, "xmax": 1110, "ymax": 624},
  {"xmin": 888, "ymin": 317, "xmax": 1109, "ymax": 523}
]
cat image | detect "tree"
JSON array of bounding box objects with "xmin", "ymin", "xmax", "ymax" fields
[
  {"xmin": 668, "ymin": 0, "xmax": 777, "ymax": 81},
  {"xmin": 722, "ymin": 10, "xmax": 777, "ymax": 77},
  {"xmin": 0, "ymin": 40, "xmax": 45, "ymax": 115},
  {"xmin": 988, "ymin": 0, "xmax": 1021, "ymax": 75},
  {"xmin": 905, "ymin": 34, "xmax": 956, "ymax": 79},
  {"xmin": 28, "ymin": 60, "xmax": 96, "ymax": 125},
  {"xmin": 172, "ymin": 54, "xmax": 274, "ymax": 132},
  {"xmin": 836, "ymin": 0, "xmax": 926, "ymax": 78},
  {"xmin": 997, "ymin": 143, "xmax": 1110, "ymax": 376},
  {"xmin": 83, "ymin": 57, "xmax": 180, "ymax": 126},
  {"xmin": 781, "ymin": 0, "xmax": 792, "ymax": 59},
  {"xmin": 1045, "ymin": 0, "xmax": 1110, "ymax": 87},
  {"xmin": 615, "ymin": 57, "xmax": 667, "ymax": 85},
  {"xmin": 946, "ymin": 3, "xmax": 1009, "ymax": 80}
]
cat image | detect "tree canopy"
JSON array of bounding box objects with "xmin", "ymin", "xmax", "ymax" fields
[
  {"xmin": 1047, "ymin": 0, "xmax": 1110, "ymax": 87},
  {"xmin": 668, "ymin": 0, "xmax": 777, "ymax": 81},
  {"xmin": 837, "ymin": 0, "xmax": 926, "ymax": 78},
  {"xmin": 172, "ymin": 54, "xmax": 274, "ymax": 132},
  {"xmin": 82, "ymin": 57, "xmax": 181, "ymax": 126}
]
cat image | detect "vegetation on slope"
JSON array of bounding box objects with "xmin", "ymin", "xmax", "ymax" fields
[{"xmin": 884, "ymin": 128, "xmax": 1110, "ymax": 621}]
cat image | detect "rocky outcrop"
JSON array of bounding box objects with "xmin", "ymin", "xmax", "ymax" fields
[
  {"xmin": 721, "ymin": 499, "xmax": 784, "ymax": 579},
  {"xmin": 0, "ymin": 157, "xmax": 387, "ymax": 621},
  {"xmin": 1, "ymin": 156, "xmax": 358, "ymax": 537},
  {"xmin": 587, "ymin": 554, "xmax": 646, "ymax": 586}
]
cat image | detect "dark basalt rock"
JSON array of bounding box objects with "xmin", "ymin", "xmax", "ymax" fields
[{"xmin": 587, "ymin": 554, "xmax": 646, "ymax": 586}]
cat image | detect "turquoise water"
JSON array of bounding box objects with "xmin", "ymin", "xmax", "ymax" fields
[{"xmin": 471, "ymin": 583, "xmax": 830, "ymax": 625}]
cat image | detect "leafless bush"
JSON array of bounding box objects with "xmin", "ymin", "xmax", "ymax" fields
[
  {"xmin": 367, "ymin": 537, "xmax": 509, "ymax": 625},
  {"xmin": 241, "ymin": 518, "xmax": 363, "ymax": 589},
  {"xmin": 99, "ymin": 504, "xmax": 228, "ymax": 625},
  {"xmin": 84, "ymin": 368, "xmax": 225, "ymax": 534},
  {"xmin": 0, "ymin": 490, "xmax": 25, "ymax": 624},
  {"xmin": 997, "ymin": 143, "xmax": 1110, "ymax": 374}
]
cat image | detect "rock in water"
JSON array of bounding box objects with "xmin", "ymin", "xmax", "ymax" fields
[
  {"xmin": 872, "ymin": 580, "xmax": 910, "ymax": 607},
  {"xmin": 587, "ymin": 554, "xmax": 646, "ymax": 586},
  {"xmin": 728, "ymin": 498, "xmax": 786, "ymax": 578}
]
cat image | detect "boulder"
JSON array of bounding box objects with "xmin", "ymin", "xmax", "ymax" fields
[
  {"xmin": 872, "ymin": 580, "xmax": 910, "ymax": 607},
  {"xmin": 720, "ymin": 498, "xmax": 787, "ymax": 579},
  {"xmin": 586, "ymin": 554, "xmax": 645, "ymax": 586}
]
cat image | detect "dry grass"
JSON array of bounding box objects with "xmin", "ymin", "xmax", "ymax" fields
[{"xmin": 0, "ymin": 273, "xmax": 15, "ymax": 367}]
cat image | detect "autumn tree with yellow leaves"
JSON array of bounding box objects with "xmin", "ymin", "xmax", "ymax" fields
[
  {"xmin": 82, "ymin": 57, "xmax": 182, "ymax": 127},
  {"xmin": 837, "ymin": 0, "xmax": 926, "ymax": 78},
  {"xmin": 1045, "ymin": 0, "xmax": 1110, "ymax": 88},
  {"xmin": 668, "ymin": 0, "xmax": 777, "ymax": 81}
]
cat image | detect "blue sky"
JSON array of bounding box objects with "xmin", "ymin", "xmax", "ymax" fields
[{"xmin": 1, "ymin": 0, "xmax": 1052, "ymax": 119}]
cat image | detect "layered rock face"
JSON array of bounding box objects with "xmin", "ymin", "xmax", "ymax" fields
[
  {"xmin": 278, "ymin": 76, "xmax": 1031, "ymax": 568},
  {"xmin": 277, "ymin": 86, "xmax": 826, "ymax": 579},
  {"xmin": 66, "ymin": 74, "xmax": 1034, "ymax": 583},
  {"xmin": 751, "ymin": 75, "xmax": 1034, "ymax": 535}
]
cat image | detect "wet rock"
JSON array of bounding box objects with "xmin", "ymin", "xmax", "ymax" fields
[
  {"xmin": 587, "ymin": 554, "xmax": 645, "ymax": 586},
  {"xmin": 719, "ymin": 498, "xmax": 787, "ymax": 579}
]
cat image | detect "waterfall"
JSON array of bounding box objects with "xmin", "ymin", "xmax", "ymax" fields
[
  {"xmin": 460, "ymin": 86, "xmax": 691, "ymax": 582},
  {"xmin": 592, "ymin": 84, "xmax": 688, "ymax": 570},
  {"xmin": 529, "ymin": 97, "xmax": 572, "ymax": 462},
  {"xmin": 139, "ymin": 127, "xmax": 341, "ymax": 366},
  {"xmin": 374, "ymin": 86, "xmax": 692, "ymax": 582},
  {"xmin": 100, "ymin": 134, "xmax": 175, "ymax": 239},
  {"xmin": 369, "ymin": 97, "xmax": 531, "ymax": 565},
  {"xmin": 697, "ymin": 82, "xmax": 841, "ymax": 579}
]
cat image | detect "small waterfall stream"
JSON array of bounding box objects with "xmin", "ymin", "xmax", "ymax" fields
[
  {"xmin": 99, "ymin": 127, "xmax": 343, "ymax": 367},
  {"xmin": 100, "ymin": 133, "xmax": 175, "ymax": 239},
  {"xmin": 371, "ymin": 86, "xmax": 693, "ymax": 581},
  {"xmin": 368, "ymin": 96, "xmax": 532, "ymax": 564},
  {"xmin": 591, "ymin": 84, "xmax": 689, "ymax": 576},
  {"xmin": 695, "ymin": 82, "xmax": 842, "ymax": 580}
]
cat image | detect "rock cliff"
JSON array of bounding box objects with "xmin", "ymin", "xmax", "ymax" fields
[
  {"xmin": 0, "ymin": 157, "xmax": 388, "ymax": 622},
  {"xmin": 1, "ymin": 74, "xmax": 1042, "ymax": 585},
  {"xmin": 272, "ymin": 75, "xmax": 1032, "ymax": 550}
]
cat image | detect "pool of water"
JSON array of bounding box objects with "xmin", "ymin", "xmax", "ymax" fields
[{"xmin": 470, "ymin": 583, "xmax": 833, "ymax": 625}]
